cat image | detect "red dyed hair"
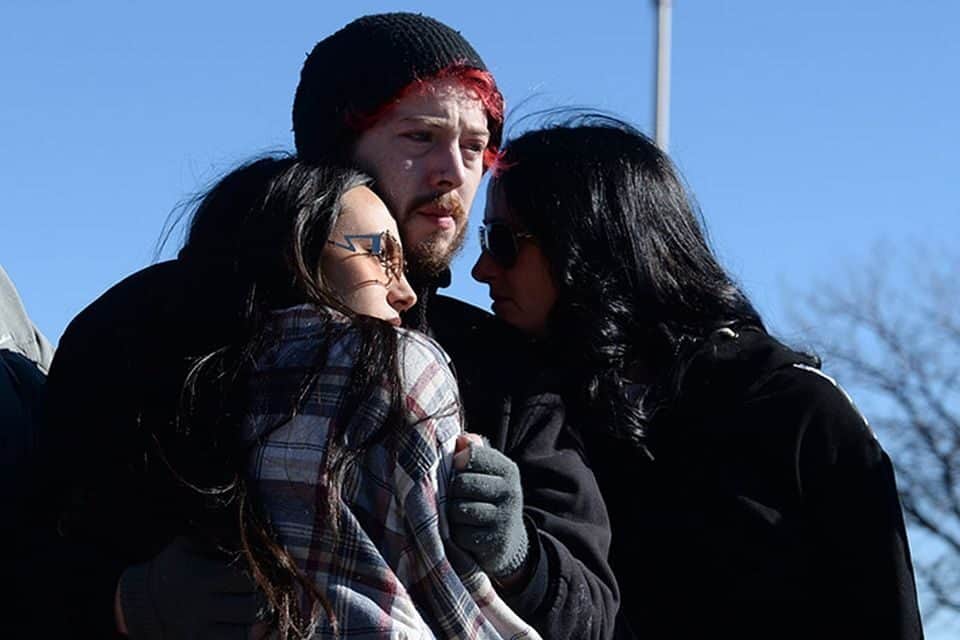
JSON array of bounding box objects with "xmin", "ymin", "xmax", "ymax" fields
[
  {"xmin": 489, "ymin": 150, "xmax": 515, "ymax": 178},
  {"xmin": 346, "ymin": 64, "xmax": 504, "ymax": 169}
]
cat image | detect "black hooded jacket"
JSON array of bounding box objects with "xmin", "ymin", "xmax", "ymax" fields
[{"xmin": 580, "ymin": 328, "xmax": 924, "ymax": 639}]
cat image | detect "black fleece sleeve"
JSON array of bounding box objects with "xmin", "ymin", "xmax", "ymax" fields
[
  {"xmin": 500, "ymin": 390, "xmax": 619, "ymax": 640},
  {"xmin": 789, "ymin": 367, "xmax": 925, "ymax": 640},
  {"xmin": 24, "ymin": 314, "xmax": 132, "ymax": 637}
]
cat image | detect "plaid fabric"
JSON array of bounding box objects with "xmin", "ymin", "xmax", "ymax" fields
[{"xmin": 242, "ymin": 305, "xmax": 539, "ymax": 639}]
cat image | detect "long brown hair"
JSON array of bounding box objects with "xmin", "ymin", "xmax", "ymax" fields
[{"xmin": 164, "ymin": 156, "xmax": 408, "ymax": 637}]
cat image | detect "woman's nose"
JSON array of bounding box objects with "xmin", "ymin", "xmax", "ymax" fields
[
  {"xmin": 471, "ymin": 250, "xmax": 498, "ymax": 283},
  {"xmin": 388, "ymin": 274, "xmax": 417, "ymax": 313}
]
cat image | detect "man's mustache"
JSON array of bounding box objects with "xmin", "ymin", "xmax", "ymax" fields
[{"xmin": 406, "ymin": 192, "xmax": 467, "ymax": 218}]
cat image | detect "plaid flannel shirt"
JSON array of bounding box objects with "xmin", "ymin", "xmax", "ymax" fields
[{"xmin": 242, "ymin": 306, "xmax": 539, "ymax": 639}]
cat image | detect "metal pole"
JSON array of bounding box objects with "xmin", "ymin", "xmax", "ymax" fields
[{"xmin": 655, "ymin": 0, "xmax": 672, "ymax": 152}]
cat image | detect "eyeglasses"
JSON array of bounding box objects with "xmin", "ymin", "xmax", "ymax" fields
[
  {"xmin": 327, "ymin": 229, "xmax": 404, "ymax": 285},
  {"xmin": 478, "ymin": 220, "xmax": 535, "ymax": 269}
]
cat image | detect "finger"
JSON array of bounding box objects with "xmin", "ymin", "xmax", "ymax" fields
[
  {"xmin": 453, "ymin": 446, "xmax": 471, "ymax": 471},
  {"xmin": 454, "ymin": 435, "xmax": 486, "ymax": 470},
  {"xmin": 456, "ymin": 432, "xmax": 485, "ymax": 453},
  {"xmin": 448, "ymin": 499, "xmax": 500, "ymax": 526},
  {"xmin": 450, "ymin": 472, "xmax": 508, "ymax": 501},
  {"xmin": 462, "ymin": 444, "xmax": 516, "ymax": 477},
  {"xmin": 450, "ymin": 523, "xmax": 495, "ymax": 554}
]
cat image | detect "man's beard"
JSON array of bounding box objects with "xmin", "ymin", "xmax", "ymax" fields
[
  {"xmin": 404, "ymin": 221, "xmax": 468, "ymax": 284},
  {"xmin": 401, "ymin": 191, "xmax": 469, "ymax": 285}
]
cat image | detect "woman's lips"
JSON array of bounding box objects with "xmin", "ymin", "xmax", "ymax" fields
[{"xmin": 490, "ymin": 295, "xmax": 513, "ymax": 313}]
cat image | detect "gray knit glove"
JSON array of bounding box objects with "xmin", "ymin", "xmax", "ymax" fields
[
  {"xmin": 119, "ymin": 536, "xmax": 265, "ymax": 640},
  {"xmin": 448, "ymin": 442, "xmax": 530, "ymax": 579}
]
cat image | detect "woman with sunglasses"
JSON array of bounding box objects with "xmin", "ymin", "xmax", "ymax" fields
[
  {"xmin": 472, "ymin": 114, "xmax": 923, "ymax": 639},
  {"xmin": 44, "ymin": 156, "xmax": 538, "ymax": 639}
]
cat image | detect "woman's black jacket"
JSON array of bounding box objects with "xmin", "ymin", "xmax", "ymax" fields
[{"xmin": 578, "ymin": 328, "xmax": 924, "ymax": 639}]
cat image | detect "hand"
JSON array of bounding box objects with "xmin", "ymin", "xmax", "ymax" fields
[
  {"xmin": 117, "ymin": 536, "xmax": 266, "ymax": 640},
  {"xmin": 448, "ymin": 436, "xmax": 529, "ymax": 580}
]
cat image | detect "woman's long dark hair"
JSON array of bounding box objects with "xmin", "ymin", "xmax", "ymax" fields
[
  {"xmin": 492, "ymin": 113, "xmax": 764, "ymax": 447},
  {"xmin": 162, "ymin": 156, "xmax": 407, "ymax": 638}
]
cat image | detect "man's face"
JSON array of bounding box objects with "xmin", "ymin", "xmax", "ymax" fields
[{"xmin": 352, "ymin": 78, "xmax": 490, "ymax": 279}]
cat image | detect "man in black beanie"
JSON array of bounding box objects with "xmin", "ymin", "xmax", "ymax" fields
[
  {"xmin": 40, "ymin": 13, "xmax": 618, "ymax": 639},
  {"xmin": 287, "ymin": 18, "xmax": 617, "ymax": 638}
]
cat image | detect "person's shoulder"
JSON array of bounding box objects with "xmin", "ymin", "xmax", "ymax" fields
[
  {"xmin": 49, "ymin": 261, "xmax": 186, "ymax": 385},
  {"xmin": 81, "ymin": 261, "xmax": 182, "ymax": 310},
  {"xmin": 723, "ymin": 349, "xmax": 889, "ymax": 491},
  {"xmin": 718, "ymin": 329, "xmax": 871, "ymax": 433},
  {"xmin": 396, "ymin": 327, "xmax": 454, "ymax": 380},
  {"xmin": 0, "ymin": 347, "xmax": 46, "ymax": 385},
  {"xmin": 394, "ymin": 328, "xmax": 462, "ymax": 445},
  {"xmin": 692, "ymin": 328, "xmax": 811, "ymax": 381},
  {"xmin": 681, "ymin": 332, "xmax": 889, "ymax": 488},
  {"xmin": 677, "ymin": 328, "xmax": 812, "ymax": 410},
  {"xmin": 682, "ymin": 329, "xmax": 872, "ymax": 443},
  {"xmin": 753, "ymin": 360, "xmax": 899, "ymax": 502},
  {"xmin": 765, "ymin": 361, "xmax": 879, "ymax": 450},
  {"xmin": 60, "ymin": 261, "xmax": 184, "ymax": 344},
  {"xmin": 0, "ymin": 265, "xmax": 53, "ymax": 370}
]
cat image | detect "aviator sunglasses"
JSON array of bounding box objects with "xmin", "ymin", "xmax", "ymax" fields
[
  {"xmin": 478, "ymin": 220, "xmax": 535, "ymax": 268},
  {"xmin": 327, "ymin": 229, "xmax": 405, "ymax": 285}
]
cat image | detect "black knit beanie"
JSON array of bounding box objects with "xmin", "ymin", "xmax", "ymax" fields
[{"xmin": 292, "ymin": 12, "xmax": 499, "ymax": 162}]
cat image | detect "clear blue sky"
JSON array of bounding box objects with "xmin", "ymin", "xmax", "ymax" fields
[
  {"xmin": 3, "ymin": 1, "xmax": 957, "ymax": 344},
  {"xmin": 2, "ymin": 0, "xmax": 958, "ymax": 632}
]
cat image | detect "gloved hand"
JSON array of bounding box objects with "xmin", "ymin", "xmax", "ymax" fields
[
  {"xmin": 448, "ymin": 435, "xmax": 530, "ymax": 580},
  {"xmin": 117, "ymin": 536, "xmax": 266, "ymax": 640}
]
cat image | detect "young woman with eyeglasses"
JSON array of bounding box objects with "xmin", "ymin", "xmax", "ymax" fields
[
  {"xmin": 472, "ymin": 114, "xmax": 923, "ymax": 640},
  {"xmin": 45, "ymin": 156, "xmax": 538, "ymax": 639}
]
